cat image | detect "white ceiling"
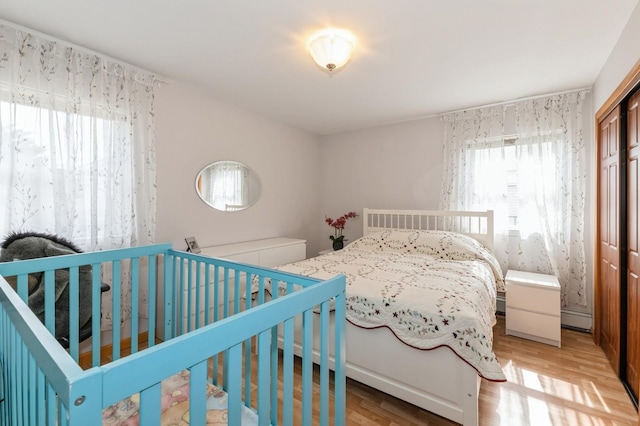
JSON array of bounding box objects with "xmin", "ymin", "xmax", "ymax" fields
[{"xmin": 0, "ymin": 1, "xmax": 638, "ymax": 135}]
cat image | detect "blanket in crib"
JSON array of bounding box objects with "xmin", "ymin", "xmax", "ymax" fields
[
  {"xmin": 274, "ymin": 229, "xmax": 507, "ymax": 382},
  {"xmin": 102, "ymin": 369, "xmax": 258, "ymax": 425}
]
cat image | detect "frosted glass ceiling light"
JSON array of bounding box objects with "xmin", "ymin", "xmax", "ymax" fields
[{"xmin": 307, "ymin": 28, "xmax": 355, "ymax": 73}]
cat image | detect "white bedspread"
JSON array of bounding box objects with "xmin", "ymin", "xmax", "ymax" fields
[{"xmin": 275, "ymin": 229, "xmax": 507, "ymax": 381}]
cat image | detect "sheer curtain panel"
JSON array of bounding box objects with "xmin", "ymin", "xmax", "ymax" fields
[
  {"xmin": 0, "ymin": 23, "xmax": 157, "ymax": 329},
  {"xmin": 439, "ymin": 91, "xmax": 587, "ymax": 309}
]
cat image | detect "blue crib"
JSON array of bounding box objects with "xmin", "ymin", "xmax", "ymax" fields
[{"xmin": 0, "ymin": 243, "xmax": 346, "ymax": 425}]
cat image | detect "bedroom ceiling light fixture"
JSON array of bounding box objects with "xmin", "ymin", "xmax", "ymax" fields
[{"xmin": 307, "ymin": 28, "xmax": 356, "ymax": 73}]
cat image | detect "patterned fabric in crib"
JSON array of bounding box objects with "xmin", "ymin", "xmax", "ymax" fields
[{"xmin": 102, "ymin": 369, "xmax": 258, "ymax": 425}]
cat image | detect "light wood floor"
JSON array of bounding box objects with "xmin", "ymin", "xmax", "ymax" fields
[{"xmin": 346, "ymin": 315, "xmax": 638, "ymax": 425}]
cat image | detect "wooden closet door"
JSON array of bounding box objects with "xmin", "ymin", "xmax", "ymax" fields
[
  {"xmin": 599, "ymin": 105, "xmax": 622, "ymax": 374},
  {"xmin": 627, "ymin": 91, "xmax": 640, "ymax": 397}
]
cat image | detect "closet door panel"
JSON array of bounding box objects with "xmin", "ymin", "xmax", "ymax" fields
[
  {"xmin": 599, "ymin": 106, "xmax": 621, "ymax": 374},
  {"xmin": 627, "ymin": 91, "xmax": 640, "ymax": 397}
]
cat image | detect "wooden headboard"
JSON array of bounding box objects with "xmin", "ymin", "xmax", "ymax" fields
[{"xmin": 362, "ymin": 208, "xmax": 494, "ymax": 251}]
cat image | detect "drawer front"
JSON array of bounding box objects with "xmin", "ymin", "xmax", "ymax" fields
[
  {"xmin": 260, "ymin": 243, "xmax": 306, "ymax": 267},
  {"xmin": 506, "ymin": 308, "xmax": 560, "ymax": 342},
  {"xmin": 507, "ymin": 282, "xmax": 559, "ymax": 316}
]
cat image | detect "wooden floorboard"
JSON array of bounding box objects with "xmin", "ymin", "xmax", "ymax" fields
[{"xmin": 346, "ymin": 315, "xmax": 638, "ymax": 425}]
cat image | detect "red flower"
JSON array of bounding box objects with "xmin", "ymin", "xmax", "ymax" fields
[{"xmin": 325, "ymin": 211, "xmax": 359, "ymax": 241}]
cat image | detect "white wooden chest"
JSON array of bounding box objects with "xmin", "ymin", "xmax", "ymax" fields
[{"xmin": 505, "ymin": 270, "xmax": 561, "ymax": 348}]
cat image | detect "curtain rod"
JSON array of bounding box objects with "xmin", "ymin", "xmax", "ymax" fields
[
  {"xmin": 366, "ymin": 86, "xmax": 592, "ymax": 130},
  {"xmin": 0, "ymin": 18, "xmax": 168, "ymax": 85},
  {"xmin": 439, "ymin": 86, "xmax": 591, "ymax": 116}
]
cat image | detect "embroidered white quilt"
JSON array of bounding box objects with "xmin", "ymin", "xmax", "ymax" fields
[{"xmin": 275, "ymin": 229, "xmax": 507, "ymax": 381}]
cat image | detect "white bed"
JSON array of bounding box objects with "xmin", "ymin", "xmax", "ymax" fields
[{"xmin": 276, "ymin": 209, "xmax": 505, "ymax": 426}]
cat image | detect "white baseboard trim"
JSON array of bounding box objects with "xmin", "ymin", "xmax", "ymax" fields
[
  {"xmin": 496, "ymin": 295, "xmax": 591, "ymax": 333},
  {"xmin": 560, "ymin": 310, "xmax": 592, "ymax": 332}
]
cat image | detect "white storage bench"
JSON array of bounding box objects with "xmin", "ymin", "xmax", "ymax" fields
[{"xmin": 505, "ymin": 270, "xmax": 561, "ymax": 348}]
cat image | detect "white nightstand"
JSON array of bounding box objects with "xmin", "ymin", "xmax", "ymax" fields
[{"xmin": 505, "ymin": 270, "xmax": 561, "ymax": 348}]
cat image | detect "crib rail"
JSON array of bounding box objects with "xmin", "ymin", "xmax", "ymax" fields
[
  {"xmin": 0, "ymin": 275, "xmax": 103, "ymax": 425},
  {"xmin": 0, "ymin": 243, "xmax": 171, "ymax": 366},
  {"xmin": 0, "ymin": 244, "xmax": 347, "ymax": 425}
]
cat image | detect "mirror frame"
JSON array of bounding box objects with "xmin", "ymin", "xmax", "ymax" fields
[{"xmin": 195, "ymin": 161, "xmax": 261, "ymax": 212}]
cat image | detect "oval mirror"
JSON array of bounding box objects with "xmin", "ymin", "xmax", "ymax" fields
[{"xmin": 195, "ymin": 161, "xmax": 262, "ymax": 212}]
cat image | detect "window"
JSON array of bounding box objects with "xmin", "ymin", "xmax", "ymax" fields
[
  {"xmin": 466, "ymin": 134, "xmax": 562, "ymax": 238},
  {"xmin": 440, "ymin": 91, "xmax": 587, "ymax": 308},
  {"xmin": 0, "ymin": 99, "xmax": 138, "ymax": 248},
  {"xmin": 1, "ymin": 100, "xmax": 117, "ymax": 239}
]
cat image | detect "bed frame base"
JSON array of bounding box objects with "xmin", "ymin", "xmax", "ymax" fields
[
  {"xmin": 285, "ymin": 316, "xmax": 481, "ymax": 426},
  {"xmin": 343, "ymin": 324, "xmax": 480, "ymax": 426}
]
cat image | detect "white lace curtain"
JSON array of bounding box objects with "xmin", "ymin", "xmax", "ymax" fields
[
  {"xmin": 0, "ymin": 23, "xmax": 157, "ymax": 328},
  {"xmin": 440, "ymin": 91, "xmax": 587, "ymax": 309}
]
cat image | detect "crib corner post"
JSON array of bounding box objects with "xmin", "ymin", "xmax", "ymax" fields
[{"xmin": 67, "ymin": 368, "xmax": 103, "ymax": 426}]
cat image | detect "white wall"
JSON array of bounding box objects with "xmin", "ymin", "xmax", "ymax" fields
[
  {"xmin": 154, "ymin": 82, "xmax": 323, "ymax": 257},
  {"xmin": 319, "ymin": 117, "xmax": 443, "ymax": 250},
  {"xmin": 593, "ymin": 1, "xmax": 640, "ymax": 111}
]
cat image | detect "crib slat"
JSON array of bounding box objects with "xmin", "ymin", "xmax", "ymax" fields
[
  {"xmin": 268, "ymin": 277, "xmax": 280, "ymax": 423},
  {"xmin": 147, "ymin": 255, "xmax": 157, "ymax": 348},
  {"xmin": 36, "ymin": 368, "xmax": 45, "ymax": 426},
  {"xmin": 233, "ymin": 268, "xmax": 241, "ymax": 315},
  {"xmin": 112, "ymin": 260, "xmax": 121, "ymax": 361},
  {"xmin": 46, "ymin": 382, "xmax": 55, "ymax": 425},
  {"xmin": 16, "ymin": 275, "xmax": 28, "ymax": 302},
  {"xmin": 69, "ymin": 266, "xmax": 80, "ymax": 361},
  {"xmin": 320, "ymin": 300, "xmax": 330, "ymax": 426},
  {"xmin": 270, "ymin": 317, "xmax": 279, "ymax": 422},
  {"xmin": 91, "ymin": 262, "xmax": 101, "ymax": 367},
  {"xmin": 178, "ymin": 258, "xmax": 185, "ymax": 334},
  {"xmin": 203, "ymin": 263, "xmax": 211, "ymax": 327},
  {"xmin": 22, "ymin": 342, "xmax": 30, "ymax": 424},
  {"xmin": 183, "ymin": 260, "xmax": 192, "ymax": 333},
  {"xmin": 195, "ymin": 260, "xmax": 201, "ymax": 330},
  {"xmin": 243, "ymin": 272, "xmax": 254, "ymax": 411},
  {"xmin": 258, "ymin": 275, "xmax": 265, "ymax": 305},
  {"xmin": 213, "ymin": 265, "xmax": 220, "ymax": 323},
  {"xmin": 227, "ymin": 343, "xmax": 243, "ymax": 426},
  {"xmin": 282, "ymin": 317, "xmax": 294, "ymax": 426},
  {"xmin": 334, "ymin": 280, "xmax": 347, "ymax": 424},
  {"xmin": 223, "ymin": 267, "xmax": 230, "ymax": 320},
  {"xmin": 44, "ymin": 270, "xmax": 55, "ymax": 336},
  {"xmin": 189, "ymin": 361, "xmax": 208, "ymax": 425},
  {"xmin": 139, "ymin": 382, "xmax": 161, "ymax": 425},
  {"xmin": 210, "ymin": 264, "xmax": 220, "ymax": 386},
  {"xmin": 302, "ymin": 308, "xmax": 313, "ymax": 425},
  {"xmin": 10, "ymin": 327, "xmax": 18, "ymax": 425},
  {"xmin": 131, "ymin": 257, "xmax": 140, "ymax": 354},
  {"xmin": 58, "ymin": 400, "xmax": 67, "ymax": 426},
  {"xmin": 243, "ymin": 334, "xmax": 252, "ymax": 406},
  {"xmin": 165, "ymin": 256, "xmax": 176, "ymax": 340},
  {"xmin": 257, "ymin": 327, "xmax": 272, "ymax": 426},
  {"xmin": 28, "ymin": 354, "xmax": 36, "ymax": 425}
]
